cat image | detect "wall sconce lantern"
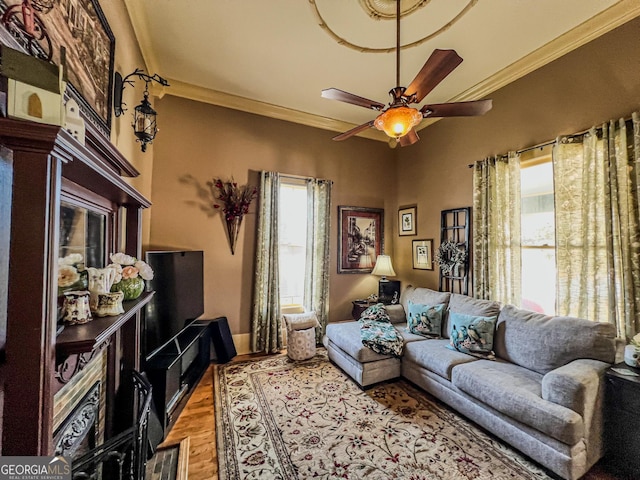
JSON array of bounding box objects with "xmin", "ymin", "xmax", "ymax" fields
[{"xmin": 113, "ymin": 68, "xmax": 169, "ymax": 152}]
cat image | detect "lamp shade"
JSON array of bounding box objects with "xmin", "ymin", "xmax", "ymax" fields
[{"xmin": 371, "ymin": 255, "xmax": 396, "ymax": 278}]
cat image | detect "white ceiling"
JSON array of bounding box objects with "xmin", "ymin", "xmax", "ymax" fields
[{"xmin": 123, "ymin": 0, "xmax": 640, "ymax": 142}]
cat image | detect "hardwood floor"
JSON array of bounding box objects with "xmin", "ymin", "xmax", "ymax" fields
[{"xmin": 159, "ymin": 356, "xmax": 624, "ymax": 480}]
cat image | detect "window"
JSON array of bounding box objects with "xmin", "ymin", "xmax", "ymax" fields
[
  {"xmin": 520, "ymin": 153, "xmax": 555, "ymax": 314},
  {"xmin": 278, "ymin": 180, "xmax": 307, "ymax": 307}
]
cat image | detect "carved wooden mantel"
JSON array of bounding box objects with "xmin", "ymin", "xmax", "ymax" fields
[{"xmin": 0, "ymin": 117, "xmax": 150, "ymax": 456}]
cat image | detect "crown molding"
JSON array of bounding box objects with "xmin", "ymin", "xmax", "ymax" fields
[
  {"xmin": 419, "ymin": 0, "xmax": 640, "ymax": 130},
  {"xmin": 123, "ymin": 0, "xmax": 160, "ymax": 75},
  {"xmin": 162, "ymin": 78, "xmax": 389, "ymax": 142},
  {"xmin": 125, "ymin": 0, "xmax": 640, "ymax": 141}
]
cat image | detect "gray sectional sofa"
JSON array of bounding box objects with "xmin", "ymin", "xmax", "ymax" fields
[{"xmin": 323, "ymin": 286, "xmax": 621, "ymax": 480}]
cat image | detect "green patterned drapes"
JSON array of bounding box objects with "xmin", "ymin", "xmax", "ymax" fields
[
  {"xmin": 304, "ymin": 179, "xmax": 332, "ymax": 343},
  {"xmin": 251, "ymin": 173, "xmax": 333, "ymax": 352},
  {"xmin": 472, "ymin": 153, "xmax": 522, "ymax": 306},
  {"xmin": 251, "ymin": 172, "xmax": 282, "ymax": 353},
  {"xmin": 554, "ymin": 115, "xmax": 640, "ymax": 338}
]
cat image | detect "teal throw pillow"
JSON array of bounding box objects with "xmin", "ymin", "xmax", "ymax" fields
[
  {"xmin": 406, "ymin": 301, "xmax": 445, "ymax": 337},
  {"xmin": 360, "ymin": 303, "xmax": 390, "ymax": 323},
  {"xmin": 446, "ymin": 312, "xmax": 497, "ymax": 358}
]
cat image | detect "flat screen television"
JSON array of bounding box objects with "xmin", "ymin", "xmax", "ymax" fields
[{"xmin": 143, "ymin": 250, "xmax": 204, "ymax": 360}]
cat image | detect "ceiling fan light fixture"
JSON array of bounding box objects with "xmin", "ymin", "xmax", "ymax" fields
[{"xmin": 374, "ymin": 105, "xmax": 422, "ymax": 139}]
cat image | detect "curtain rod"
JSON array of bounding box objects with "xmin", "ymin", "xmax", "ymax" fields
[
  {"xmin": 467, "ymin": 139, "xmax": 554, "ymax": 168},
  {"xmin": 279, "ymin": 172, "xmax": 333, "ymax": 183},
  {"xmin": 467, "ymin": 113, "xmax": 637, "ymax": 168}
]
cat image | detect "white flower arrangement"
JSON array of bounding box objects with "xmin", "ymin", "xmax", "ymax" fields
[
  {"xmin": 630, "ymin": 333, "xmax": 640, "ymax": 349},
  {"xmin": 435, "ymin": 240, "xmax": 467, "ymax": 275},
  {"xmin": 108, "ymin": 253, "xmax": 154, "ymax": 281},
  {"xmin": 57, "ymin": 253, "xmax": 85, "ymax": 289}
]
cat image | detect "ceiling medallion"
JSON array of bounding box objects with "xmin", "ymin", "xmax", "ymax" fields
[
  {"xmin": 310, "ymin": 0, "xmax": 478, "ymax": 53},
  {"xmin": 358, "ymin": 0, "xmax": 429, "ymax": 20}
]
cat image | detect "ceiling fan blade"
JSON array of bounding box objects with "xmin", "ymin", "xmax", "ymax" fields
[
  {"xmin": 332, "ymin": 121, "xmax": 375, "ymax": 141},
  {"xmin": 420, "ymin": 99, "xmax": 492, "ymax": 118},
  {"xmin": 405, "ymin": 49, "xmax": 463, "ymax": 103},
  {"xmin": 399, "ymin": 129, "xmax": 420, "ymax": 147},
  {"xmin": 322, "ymin": 88, "xmax": 386, "ymax": 111}
]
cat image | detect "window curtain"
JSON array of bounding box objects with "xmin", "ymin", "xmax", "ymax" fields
[
  {"xmin": 553, "ymin": 115, "xmax": 640, "ymax": 338},
  {"xmin": 251, "ymin": 171, "xmax": 282, "ymax": 353},
  {"xmin": 304, "ymin": 179, "xmax": 332, "ymax": 343},
  {"xmin": 472, "ymin": 153, "xmax": 522, "ymax": 305}
]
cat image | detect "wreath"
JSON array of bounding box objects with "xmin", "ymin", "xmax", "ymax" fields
[{"xmin": 435, "ymin": 240, "xmax": 467, "ymax": 275}]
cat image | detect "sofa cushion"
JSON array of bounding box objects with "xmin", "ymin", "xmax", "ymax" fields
[
  {"xmin": 446, "ymin": 312, "xmax": 497, "ymax": 358},
  {"xmin": 401, "ymin": 286, "xmax": 451, "ymax": 315},
  {"xmin": 407, "ymin": 301, "xmax": 445, "ymax": 337},
  {"xmin": 386, "ymin": 304, "xmax": 406, "ymax": 324},
  {"xmin": 444, "ymin": 294, "xmax": 501, "ymax": 339},
  {"xmin": 452, "ymin": 360, "xmax": 584, "ymax": 445},
  {"xmin": 325, "ymin": 321, "xmax": 425, "ymax": 364},
  {"xmin": 403, "ymin": 339, "xmax": 478, "ymax": 380},
  {"xmin": 494, "ymin": 304, "xmax": 617, "ymax": 375}
]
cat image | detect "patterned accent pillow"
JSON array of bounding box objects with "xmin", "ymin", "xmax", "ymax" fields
[
  {"xmin": 406, "ymin": 301, "xmax": 445, "ymax": 337},
  {"xmin": 283, "ymin": 311, "xmax": 320, "ymax": 331},
  {"xmin": 446, "ymin": 312, "xmax": 497, "ymax": 359},
  {"xmin": 360, "ymin": 303, "xmax": 390, "ymax": 322}
]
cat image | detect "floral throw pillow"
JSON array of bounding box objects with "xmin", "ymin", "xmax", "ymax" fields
[
  {"xmin": 360, "ymin": 303, "xmax": 390, "ymax": 323},
  {"xmin": 406, "ymin": 301, "xmax": 445, "ymax": 337},
  {"xmin": 446, "ymin": 311, "xmax": 497, "ymax": 359}
]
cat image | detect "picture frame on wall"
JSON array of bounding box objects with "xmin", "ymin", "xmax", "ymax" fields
[
  {"xmin": 398, "ymin": 205, "xmax": 417, "ymax": 236},
  {"xmin": 0, "ymin": 0, "xmax": 115, "ymax": 135},
  {"xmin": 338, "ymin": 206, "xmax": 384, "ymax": 274},
  {"xmin": 412, "ymin": 239, "xmax": 434, "ymax": 270}
]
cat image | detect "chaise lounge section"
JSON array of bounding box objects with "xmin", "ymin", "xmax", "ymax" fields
[{"xmin": 323, "ymin": 286, "xmax": 621, "ymax": 480}]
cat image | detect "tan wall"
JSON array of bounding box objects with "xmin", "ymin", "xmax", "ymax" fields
[
  {"xmin": 101, "ymin": 0, "xmax": 155, "ymax": 246},
  {"xmin": 148, "ymin": 16, "xmax": 640, "ymax": 341},
  {"xmin": 395, "ymin": 16, "xmax": 640, "ymax": 290},
  {"xmin": 149, "ymin": 96, "xmax": 397, "ymax": 335}
]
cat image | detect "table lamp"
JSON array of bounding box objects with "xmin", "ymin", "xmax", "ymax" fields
[{"xmin": 371, "ymin": 255, "xmax": 400, "ymax": 304}]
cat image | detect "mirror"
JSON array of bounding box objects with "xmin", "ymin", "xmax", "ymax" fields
[{"xmin": 59, "ymin": 202, "xmax": 106, "ymax": 268}]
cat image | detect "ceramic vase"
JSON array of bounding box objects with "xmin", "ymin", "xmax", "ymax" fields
[
  {"xmin": 111, "ymin": 276, "xmax": 145, "ymax": 301},
  {"xmin": 94, "ymin": 291, "xmax": 125, "ymax": 317},
  {"xmin": 624, "ymin": 345, "xmax": 640, "ymax": 368},
  {"xmin": 86, "ymin": 266, "xmax": 118, "ymax": 312},
  {"xmin": 61, "ymin": 290, "xmax": 92, "ymax": 325}
]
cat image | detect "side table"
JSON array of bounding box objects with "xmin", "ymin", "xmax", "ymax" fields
[
  {"xmin": 351, "ymin": 300, "xmax": 373, "ymax": 320},
  {"xmin": 603, "ymin": 362, "xmax": 640, "ymax": 476}
]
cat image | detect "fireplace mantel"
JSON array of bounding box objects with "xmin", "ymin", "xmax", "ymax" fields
[{"xmin": 0, "ymin": 117, "xmax": 150, "ymax": 456}]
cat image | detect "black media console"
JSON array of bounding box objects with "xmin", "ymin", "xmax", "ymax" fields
[{"xmin": 145, "ymin": 321, "xmax": 211, "ymax": 434}]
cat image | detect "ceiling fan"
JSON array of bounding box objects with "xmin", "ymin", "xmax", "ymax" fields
[{"xmin": 321, "ymin": 1, "xmax": 492, "ymax": 147}]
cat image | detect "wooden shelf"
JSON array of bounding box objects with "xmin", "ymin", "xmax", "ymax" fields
[{"xmin": 56, "ymin": 291, "xmax": 155, "ymax": 358}]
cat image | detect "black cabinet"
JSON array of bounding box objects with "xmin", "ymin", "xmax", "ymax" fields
[
  {"xmin": 145, "ymin": 323, "xmax": 211, "ymax": 435},
  {"xmin": 604, "ymin": 363, "xmax": 640, "ymax": 476}
]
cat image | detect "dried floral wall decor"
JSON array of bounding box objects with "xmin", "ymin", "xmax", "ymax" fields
[{"xmin": 209, "ymin": 178, "xmax": 258, "ymax": 254}]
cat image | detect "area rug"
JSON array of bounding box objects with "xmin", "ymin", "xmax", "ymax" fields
[{"xmin": 214, "ymin": 350, "xmax": 552, "ymax": 480}]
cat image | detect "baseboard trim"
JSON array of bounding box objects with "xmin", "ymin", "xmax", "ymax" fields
[{"xmin": 232, "ymin": 333, "xmax": 251, "ymax": 355}]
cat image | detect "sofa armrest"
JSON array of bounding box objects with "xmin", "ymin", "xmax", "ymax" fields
[{"xmin": 542, "ymin": 359, "xmax": 609, "ymax": 416}]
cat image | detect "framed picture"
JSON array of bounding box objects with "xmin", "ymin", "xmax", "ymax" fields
[
  {"xmin": 338, "ymin": 206, "xmax": 384, "ymax": 274},
  {"xmin": 412, "ymin": 239, "xmax": 434, "ymax": 270},
  {"xmin": 0, "ymin": 0, "xmax": 115, "ymax": 135},
  {"xmin": 398, "ymin": 205, "xmax": 417, "ymax": 236}
]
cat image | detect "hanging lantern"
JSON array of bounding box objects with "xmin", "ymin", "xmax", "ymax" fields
[{"xmin": 132, "ymin": 89, "xmax": 157, "ymax": 153}]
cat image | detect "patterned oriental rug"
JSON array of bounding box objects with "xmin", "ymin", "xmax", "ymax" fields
[{"xmin": 214, "ymin": 350, "xmax": 551, "ymax": 480}]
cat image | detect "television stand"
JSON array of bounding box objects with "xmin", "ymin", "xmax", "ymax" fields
[{"xmin": 145, "ymin": 322, "xmax": 211, "ymax": 434}]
